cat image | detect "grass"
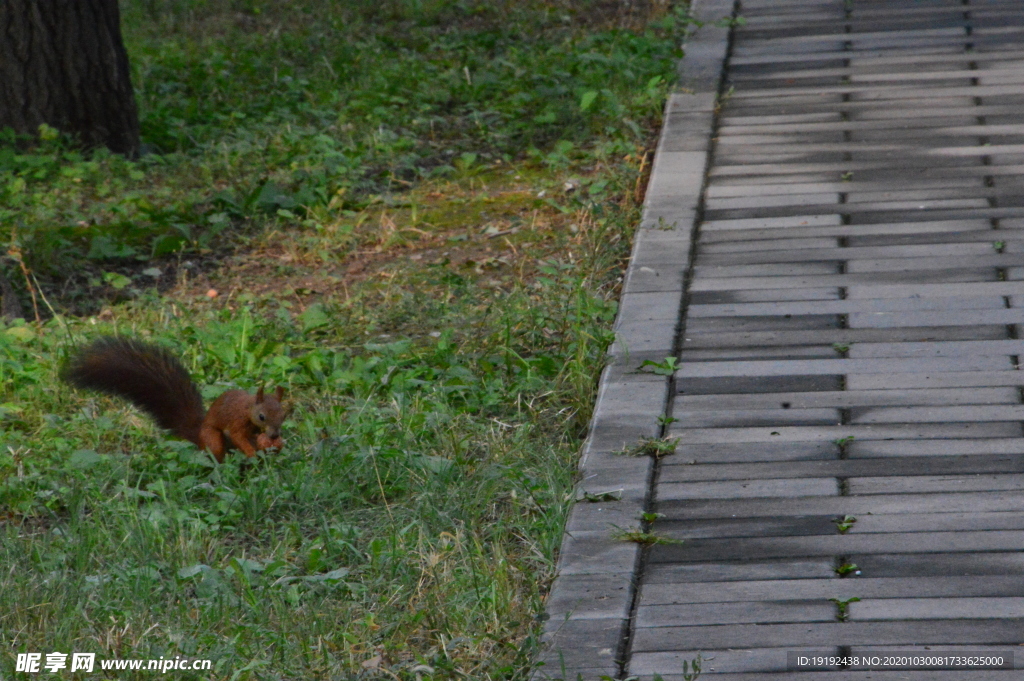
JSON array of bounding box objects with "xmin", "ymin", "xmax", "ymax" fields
[{"xmin": 0, "ymin": 0, "xmax": 690, "ymax": 678}]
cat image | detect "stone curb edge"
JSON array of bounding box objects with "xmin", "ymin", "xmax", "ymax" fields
[{"xmin": 531, "ymin": 1, "xmax": 737, "ymax": 679}]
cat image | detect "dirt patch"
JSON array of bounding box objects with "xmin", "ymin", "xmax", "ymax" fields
[{"xmin": 169, "ymin": 174, "xmax": 596, "ymax": 313}]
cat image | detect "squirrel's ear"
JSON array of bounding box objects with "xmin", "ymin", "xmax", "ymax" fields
[
  {"xmin": 275, "ymin": 386, "xmax": 285, "ymax": 402},
  {"xmin": 256, "ymin": 386, "xmax": 265, "ymax": 402}
]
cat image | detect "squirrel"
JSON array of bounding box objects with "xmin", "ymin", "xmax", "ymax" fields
[{"xmin": 62, "ymin": 336, "xmax": 288, "ymax": 463}]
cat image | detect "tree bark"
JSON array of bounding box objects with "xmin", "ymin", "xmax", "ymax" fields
[{"xmin": 0, "ymin": 0, "xmax": 140, "ymax": 156}]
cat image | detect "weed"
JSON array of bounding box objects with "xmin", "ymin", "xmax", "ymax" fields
[
  {"xmin": 622, "ymin": 436, "xmax": 679, "ymax": 458},
  {"xmin": 682, "ymin": 654, "xmax": 704, "ymax": 680},
  {"xmin": 640, "ymin": 356, "xmax": 678, "ymax": 375},
  {"xmin": 830, "ymin": 597, "xmax": 860, "ymax": 622},
  {"xmin": 645, "ymin": 655, "xmax": 703, "ymax": 681},
  {"xmin": 613, "ymin": 529, "xmax": 681, "ymax": 546},
  {"xmin": 833, "ymin": 435, "xmax": 855, "ymax": 447},
  {"xmin": 832, "ymin": 342, "xmax": 850, "ymax": 353},
  {"xmin": 714, "ymin": 15, "xmax": 747, "ymax": 28},
  {"xmin": 835, "ymin": 562, "xmax": 861, "ymax": 577},
  {"xmin": 833, "ymin": 515, "xmax": 857, "ymax": 534},
  {"xmin": 580, "ymin": 489, "xmax": 623, "ymax": 503}
]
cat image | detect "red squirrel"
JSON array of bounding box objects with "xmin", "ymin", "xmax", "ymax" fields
[{"xmin": 63, "ymin": 337, "xmax": 287, "ymax": 463}]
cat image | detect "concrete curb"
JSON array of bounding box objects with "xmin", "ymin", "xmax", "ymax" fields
[{"xmin": 531, "ymin": 2, "xmax": 736, "ymax": 679}]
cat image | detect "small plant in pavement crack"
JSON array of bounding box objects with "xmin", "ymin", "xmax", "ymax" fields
[
  {"xmin": 580, "ymin": 489, "xmax": 623, "ymax": 503},
  {"xmin": 612, "ymin": 528, "xmax": 681, "ymax": 546},
  {"xmin": 833, "ymin": 515, "xmax": 857, "ymax": 534},
  {"xmin": 835, "ymin": 562, "xmax": 861, "ymax": 577},
  {"xmin": 622, "ymin": 436, "xmax": 679, "ymax": 458},
  {"xmin": 830, "ymin": 597, "xmax": 861, "ymax": 622},
  {"xmin": 639, "ymin": 356, "xmax": 678, "ymax": 375}
]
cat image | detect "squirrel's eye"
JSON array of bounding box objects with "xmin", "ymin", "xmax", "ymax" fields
[{"xmin": 258, "ymin": 413, "xmax": 266, "ymax": 421}]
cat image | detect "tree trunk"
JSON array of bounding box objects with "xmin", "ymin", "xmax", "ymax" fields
[{"xmin": 0, "ymin": 0, "xmax": 140, "ymax": 156}]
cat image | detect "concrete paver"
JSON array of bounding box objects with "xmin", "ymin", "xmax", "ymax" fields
[
  {"xmin": 678, "ymin": 345, "xmax": 840, "ymax": 361},
  {"xmin": 658, "ymin": 477, "xmax": 839, "ymax": 500},
  {"xmin": 682, "ymin": 326, "xmax": 1010, "ymax": 347},
  {"xmin": 849, "ymin": 405, "xmax": 1024, "ymax": 424},
  {"xmin": 687, "ymin": 297, "xmax": 1008, "ymax": 316},
  {"xmin": 672, "ymin": 356, "xmax": 1014, "ymax": 377},
  {"xmin": 672, "ymin": 440, "xmax": 840, "ymax": 463},
  {"xmin": 658, "ymin": 492, "xmax": 1024, "ymax": 520},
  {"xmin": 647, "ymin": 532, "xmax": 1024, "ymax": 563},
  {"xmin": 535, "ymin": 0, "xmax": 1024, "ymax": 678},
  {"xmin": 641, "ymin": 576, "xmax": 1024, "ymax": 605},
  {"xmin": 644, "ymin": 559, "xmax": 836, "ymax": 584},
  {"xmin": 631, "ymin": 648, "xmax": 839, "ymax": 677},
  {"xmin": 631, "ymin": 620, "xmax": 1024, "ymax": 652},
  {"xmin": 659, "ymin": 455, "xmax": 1024, "ymax": 481},
  {"xmin": 847, "ymin": 439, "xmax": 1024, "ymax": 457},
  {"xmin": 849, "ymin": 598, "xmax": 1024, "ymax": 621},
  {"xmin": 636, "ymin": 601, "xmax": 836, "ymax": 627},
  {"xmin": 673, "ymin": 387, "xmax": 1020, "ymax": 409},
  {"xmin": 672, "ymin": 406, "xmax": 841, "ymax": 427}
]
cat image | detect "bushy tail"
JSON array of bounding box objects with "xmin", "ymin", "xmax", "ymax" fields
[{"xmin": 63, "ymin": 336, "xmax": 205, "ymax": 447}]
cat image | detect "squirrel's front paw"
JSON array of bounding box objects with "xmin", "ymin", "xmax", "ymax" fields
[{"xmin": 256, "ymin": 433, "xmax": 284, "ymax": 451}]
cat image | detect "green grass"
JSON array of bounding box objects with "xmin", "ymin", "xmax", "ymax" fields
[
  {"xmin": 2, "ymin": 0, "xmax": 685, "ymax": 310},
  {"xmin": 0, "ymin": 1, "xmax": 689, "ymax": 678}
]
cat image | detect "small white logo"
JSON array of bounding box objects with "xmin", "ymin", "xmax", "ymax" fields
[
  {"xmin": 43, "ymin": 653, "xmax": 68, "ymax": 673},
  {"xmin": 15, "ymin": 653, "xmax": 41, "ymax": 673},
  {"xmin": 71, "ymin": 653, "xmax": 96, "ymax": 672}
]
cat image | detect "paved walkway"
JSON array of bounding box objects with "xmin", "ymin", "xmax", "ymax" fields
[{"xmin": 537, "ymin": 0, "xmax": 1024, "ymax": 679}]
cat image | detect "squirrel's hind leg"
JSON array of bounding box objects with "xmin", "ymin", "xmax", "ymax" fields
[{"xmin": 199, "ymin": 425, "xmax": 227, "ymax": 463}]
